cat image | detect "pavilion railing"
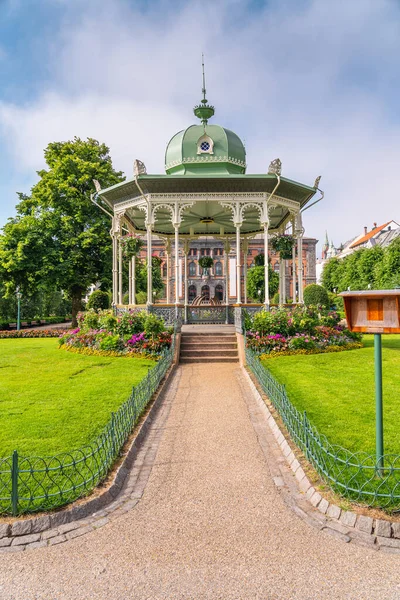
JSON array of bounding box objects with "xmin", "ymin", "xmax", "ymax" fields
[
  {"xmin": 0, "ymin": 338, "xmax": 175, "ymax": 516},
  {"xmin": 245, "ymin": 343, "xmax": 400, "ymax": 510},
  {"xmin": 187, "ymin": 305, "xmax": 234, "ymax": 324}
]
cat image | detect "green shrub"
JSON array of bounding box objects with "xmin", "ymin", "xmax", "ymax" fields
[
  {"xmin": 144, "ymin": 314, "xmax": 165, "ymax": 338},
  {"xmin": 82, "ymin": 310, "xmax": 100, "ymax": 330},
  {"xmin": 99, "ymin": 334, "xmax": 124, "ymax": 351},
  {"xmin": 87, "ymin": 290, "xmax": 110, "ymax": 312},
  {"xmin": 115, "ymin": 310, "xmax": 148, "ymax": 336},
  {"xmin": 135, "ymin": 291, "xmax": 147, "ymax": 305},
  {"xmin": 272, "ymin": 292, "xmax": 280, "ymax": 305},
  {"xmin": 303, "ymin": 284, "xmax": 329, "ymax": 307},
  {"xmin": 254, "ymin": 253, "xmax": 265, "ymax": 266},
  {"xmin": 98, "ymin": 311, "xmax": 117, "ymax": 332}
]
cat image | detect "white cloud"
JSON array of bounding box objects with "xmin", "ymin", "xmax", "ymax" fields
[{"xmin": 1, "ymin": 0, "xmax": 400, "ymax": 249}]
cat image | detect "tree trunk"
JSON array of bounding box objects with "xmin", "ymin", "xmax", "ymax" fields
[{"xmin": 71, "ymin": 288, "xmax": 83, "ymax": 328}]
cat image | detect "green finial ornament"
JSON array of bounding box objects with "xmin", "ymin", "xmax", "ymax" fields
[{"xmin": 194, "ymin": 54, "xmax": 215, "ymax": 127}]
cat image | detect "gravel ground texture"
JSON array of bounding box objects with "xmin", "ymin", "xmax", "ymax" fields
[{"xmin": 1, "ymin": 363, "xmax": 400, "ymax": 600}]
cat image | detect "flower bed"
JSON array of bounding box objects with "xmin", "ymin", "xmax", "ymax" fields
[
  {"xmin": 59, "ymin": 309, "xmax": 172, "ymax": 357},
  {"xmin": 246, "ymin": 305, "xmax": 362, "ymax": 355},
  {"xmin": 0, "ymin": 328, "xmax": 68, "ymax": 339}
]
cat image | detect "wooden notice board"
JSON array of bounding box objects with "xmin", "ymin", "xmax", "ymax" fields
[{"xmin": 340, "ymin": 290, "xmax": 400, "ymax": 334}]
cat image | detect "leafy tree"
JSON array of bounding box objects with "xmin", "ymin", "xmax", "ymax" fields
[
  {"xmin": 303, "ymin": 283, "xmax": 329, "ymax": 307},
  {"xmin": 87, "ymin": 290, "xmax": 111, "ymax": 311},
  {"xmin": 321, "ymin": 257, "xmax": 342, "ymax": 292},
  {"xmin": 374, "ymin": 237, "xmax": 400, "ymax": 288},
  {"xmin": 0, "ymin": 138, "xmax": 124, "ymax": 326},
  {"xmin": 247, "ymin": 264, "xmax": 279, "ymax": 301}
]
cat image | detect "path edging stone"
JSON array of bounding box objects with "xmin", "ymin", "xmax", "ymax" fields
[
  {"xmin": 0, "ymin": 357, "xmax": 179, "ymax": 552},
  {"xmin": 242, "ymin": 367, "xmax": 400, "ymax": 554}
]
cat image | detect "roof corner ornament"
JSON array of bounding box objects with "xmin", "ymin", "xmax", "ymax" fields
[
  {"xmin": 134, "ymin": 159, "xmax": 147, "ymax": 176},
  {"xmin": 313, "ymin": 175, "xmax": 321, "ymax": 189},
  {"xmin": 268, "ymin": 158, "xmax": 282, "ymax": 176},
  {"xmin": 92, "ymin": 179, "xmax": 101, "ymax": 193}
]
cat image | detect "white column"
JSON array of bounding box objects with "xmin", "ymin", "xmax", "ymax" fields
[
  {"xmin": 298, "ymin": 235, "xmax": 304, "ymax": 303},
  {"xmin": 263, "ymin": 223, "xmax": 270, "ymax": 309},
  {"xmin": 295, "ymin": 213, "xmax": 304, "ymax": 304},
  {"xmin": 174, "ymin": 224, "xmax": 180, "ymax": 305},
  {"xmin": 235, "ymin": 224, "xmax": 241, "ymax": 304},
  {"xmin": 128, "ymin": 260, "xmax": 132, "ymax": 304},
  {"xmin": 243, "ymin": 238, "xmax": 248, "ymax": 304},
  {"xmin": 279, "ymin": 257, "xmax": 285, "ymax": 307},
  {"xmin": 146, "ymin": 222, "xmax": 153, "ymax": 305},
  {"xmin": 166, "ymin": 239, "xmax": 171, "ymax": 303},
  {"xmin": 183, "ymin": 240, "xmax": 189, "ymax": 323},
  {"xmin": 224, "ymin": 240, "xmax": 230, "ymax": 304},
  {"xmin": 131, "ymin": 255, "xmax": 136, "ymax": 305},
  {"xmin": 292, "ymin": 220, "xmax": 297, "ymax": 303},
  {"xmin": 112, "ymin": 231, "xmax": 118, "ymax": 305},
  {"xmin": 118, "ymin": 240, "xmax": 123, "ymax": 305}
]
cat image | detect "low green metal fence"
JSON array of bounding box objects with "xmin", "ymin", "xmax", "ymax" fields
[
  {"xmin": 245, "ymin": 345, "xmax": 400, "ymax": 510},
  {"xmin": 0, "ymin": 341, "xmax": 175, "ymax": 516}
]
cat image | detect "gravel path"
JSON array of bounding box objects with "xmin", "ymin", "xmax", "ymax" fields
[{"xmin": 1, "ymin": 364, "xmax": 399, "ymax": 599}]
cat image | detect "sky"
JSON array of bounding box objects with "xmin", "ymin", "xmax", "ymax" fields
[{"xmin": 0, "ymin": 0, "xmax": 399, "ymax": 254}]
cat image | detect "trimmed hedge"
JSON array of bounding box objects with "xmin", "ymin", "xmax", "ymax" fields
[{"xmin": 303, "ymin": 284, "xmax": 329, "ymax": 307}]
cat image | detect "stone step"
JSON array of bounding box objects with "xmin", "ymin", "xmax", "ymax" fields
[
  {"xmin": 179, "ymin": 357, "xmax": 239, "ymax": 364},
  {"xmin": 181, "ymin": 335, "xmax": 237, "ymax": 343},
  {"xmin": 180, "ymin": 349, "xmax": 238, "ymax": 357},
  {"xmin": 181, "ymin": 342, "xmax": 238, "ymax": 350}
]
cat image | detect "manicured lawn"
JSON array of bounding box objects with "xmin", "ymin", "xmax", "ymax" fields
[
  {"xmin": 0, "ymin": 339, "xmax": 155, "ymax": 457},
  {"xmin": 261, "ymin": 335, "xmax": 400, "ymax": 455}
]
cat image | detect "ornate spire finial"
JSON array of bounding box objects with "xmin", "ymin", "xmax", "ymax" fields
[
  {"xmin": 202, "ymin": 53, "xmax": 207, "ymax": 103},
  {"xmin": 194, "ymin": 53, "xmax": 215, "ymax": 126}
]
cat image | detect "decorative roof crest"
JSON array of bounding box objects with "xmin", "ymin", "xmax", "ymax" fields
[
  {"xmin": 134, "ymin": 159, "xmax": 147, "ymax": 176},
  {"xmin": 268, "ymin": 158, "xmax": 282, "ymax": 176},
  {"xmin": 193, "ymin": 54, "xmax": 215, "ymax": 127}
]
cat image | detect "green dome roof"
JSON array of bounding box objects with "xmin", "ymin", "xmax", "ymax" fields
[{"xmin": 165, "ymin": 124, "xmax": 246, "ymax": 175}]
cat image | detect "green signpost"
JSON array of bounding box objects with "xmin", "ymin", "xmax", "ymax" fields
[{"xmin": 341, "ymin": 290, "xmax": 400, "ymax": 472}]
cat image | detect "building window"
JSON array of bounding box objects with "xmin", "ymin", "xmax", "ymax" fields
[
  {"xmin": 189, "ymin": 248, "xmax": 197, "ymax": 256},
  {"xmin": 188, "ymin": 285, "xmax": 197, "ymax": 303},
  {"xmin": 215, "ymin": 261, "xmax": 222, "ymax": 276},
  {"xmin": 189, "ymin": 262, "xmax": 196, "ymax": 276},
  {"xmin": 197, "ymin": 134, "xmax": 214, "ymax": 155},
  {"xmin": 274, "ymin": 262, "xmax": 280, "ymax": 272},
  {"xmin": 162, "ymin": 263, "xmax": 167, "ymax": 277},
  {"xmin": 215, "ymin": 284, "xmax": 223, "ymax": 301},
  {"xmin": 201, "ymin": 285, "xmax": 210, "ymax": 301}
]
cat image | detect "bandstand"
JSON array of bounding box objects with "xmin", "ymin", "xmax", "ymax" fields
[{"xmin": 93, "ymin": 79, "xmax": 322, "ymax": 328}]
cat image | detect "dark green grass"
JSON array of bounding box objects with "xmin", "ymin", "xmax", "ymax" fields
[
  {"xmin": 0, "ymin": 339, "xmax": 154, "ymax": 457},
  {"xmin": 261, "ymin": 335, "xmax": 400, "ymax": 455}
]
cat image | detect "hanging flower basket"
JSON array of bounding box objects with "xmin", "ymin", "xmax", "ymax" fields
[
  {"xmin": 199, "ymin": 256, "xmax": 214, "ymax": 269},
  {"xmin": 119, "ymin": 234, "xmax": 143, "ymax": 259},
  {"xmin": 271, "ymin": 235, "xmax": 295, "ymax": 260}
]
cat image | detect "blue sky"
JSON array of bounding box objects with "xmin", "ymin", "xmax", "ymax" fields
[{"xmin": 0, "ymin": 0, "xmax": 399, "ymax": 251}]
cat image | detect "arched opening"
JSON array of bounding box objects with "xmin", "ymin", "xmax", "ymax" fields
[
  {"xmin": 201, "ymin": 285, "xmax": 210, "ymax": 302},
  {"xmin": 215, "ymin": 284, "xmax": 223, "ymax": 301},
  {"xmin": 188, "ymin": 285, "xmax": 197, "ymax": 303},
  {"xmin": 215, "ymin": 261, "xmax": 222, "ymax": 276}
]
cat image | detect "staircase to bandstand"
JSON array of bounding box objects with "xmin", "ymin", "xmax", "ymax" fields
[{"xmin": 179, "ymin": 326, "xmax": 239, "ymax": 364}]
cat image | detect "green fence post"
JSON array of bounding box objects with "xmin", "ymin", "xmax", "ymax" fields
[
  {"xmin": 132, "ymin": 388, "xmax": 137, "ymax": 424},
  {"xmin": 11, "ymin": 450, "xmax": 18, "ymax": 516},
  {"xmin": 375, "ymin": 333, "xmax": 384, "ymax": 474},
  {"xmin": 111, "ymin": 412, "xmax": 116, "ymax": 458},
  {"xmin": 303, "ymin": 411, "xmax": 309, "ymax": 459}
]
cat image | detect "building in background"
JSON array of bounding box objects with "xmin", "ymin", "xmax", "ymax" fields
[{"xmin": 316, "ymin": 220, "xmax": 400, "ymax": 283}]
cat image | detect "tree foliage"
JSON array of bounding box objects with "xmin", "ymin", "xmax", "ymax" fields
[
  {"xmin": 247, "ymin": 264, "xmax": 279, "ymax": 301},
  {"xmin": 303, "ymin": 284, "xmax": 329, "ymax": 307},
  {"xmin": 0, "ymin": 138, "xmax": 124, "ymax": 325},
  {"xmin": 321, "ymin": 238, "xmax": 400, "ymax": 292}
]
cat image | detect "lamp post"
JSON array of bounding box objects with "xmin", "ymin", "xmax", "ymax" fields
[
  {"xmin": 257, "ymin": 289, "xmax": 261, "ymax": 303},
  {"xmin": 16, "ymin": 286, "xmax": 22, "ymax": 331}
]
